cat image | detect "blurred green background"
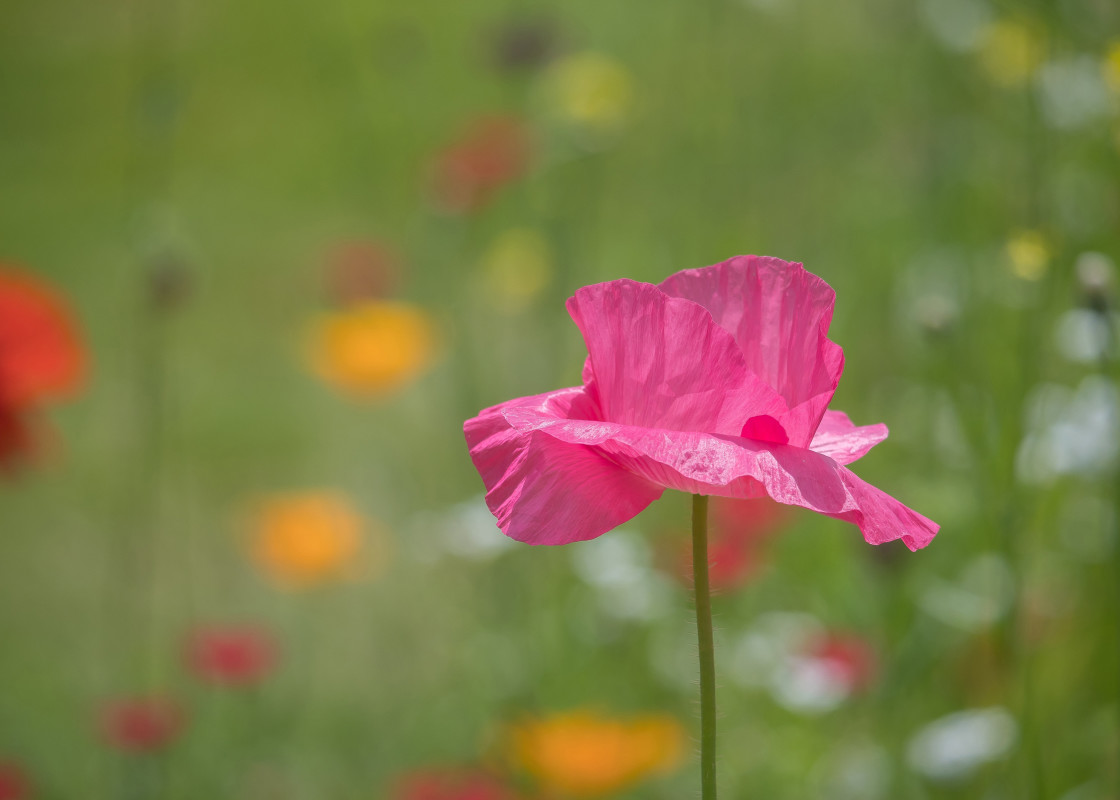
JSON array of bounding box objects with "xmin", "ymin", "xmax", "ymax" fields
[{"xmin": 1, "ymin": 0, "xmax": 1119, "ymax": 797}]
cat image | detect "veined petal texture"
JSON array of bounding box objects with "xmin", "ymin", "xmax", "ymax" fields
[
  {"xmin": 464, "ymin": 388, "xmax": 663, "ymax": 545},
  {"xmin": 567, "ymin": 279, "xmax": 788, "ymax": 437},
  {"xmin": 502, "ymin": 405, "xmax": 936, "ymax": 551},
  {"xmin": 659, "ymin": 256, "xmax": 843, "ymax": 446},
  {"xmin": 809, "ymin": 410, "xmax": 889, "ymax": 465}
]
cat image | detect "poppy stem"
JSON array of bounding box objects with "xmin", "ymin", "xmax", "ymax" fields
[{"xmin": 691, "ymin": 493, "xmax": 717, "ymax": 799}]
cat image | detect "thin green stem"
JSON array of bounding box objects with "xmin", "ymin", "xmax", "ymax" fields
[{"xmin": 692, "ymin": 493, "xmax": 717, "ymax": 799}]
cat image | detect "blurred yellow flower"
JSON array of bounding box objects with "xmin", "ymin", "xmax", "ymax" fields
[
  {"xmin": 978, "ymin": 20, "xmax": 1045, "ymax": 88},
  {"xmin": 249, "ymin": 491, "xmax": 371, "ymax": 586},
  {"xmin": 308, "ymin": 301, "xmax": 437, "ymax": 396},
  {"xmin": 511, "ymin": 710, "xmax": 684, "ymax": 797},
  {"xmin": 480, "ymin": 228, "xmax": 553, "ymax": 313},
  {"xmin": 1005, "ymin": 230, "xmax": 1051, "ymax": 281},
  {"xmin": 543, "ymin": 52, "xmax": 633, "ymax": 140},
  {"xmin": 1104, "ymin": 40, "xmax": 1120, "ymax": 94}
]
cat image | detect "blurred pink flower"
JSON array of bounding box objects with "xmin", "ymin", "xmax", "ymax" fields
[
  {"xmin": 185, "ymin": 626, "xmax": 278, "ymax": 687},
  {"xmin": 98, "ymin": 697, "xmax": 185, "ymax": 752},
  {"xmin": 464, "ymin": 256, "xmax": 938, "ymax": 550},
  {"xmin": 390, "ymin": 768, "xmax": 520, "ymax": 800},
  {"xmin": 429, "ymin": 116, "xmax": 531, "ymax": 214},
  {"xmin": 0, "ymin": 762, "xmax": 30, "ymax": 800}
]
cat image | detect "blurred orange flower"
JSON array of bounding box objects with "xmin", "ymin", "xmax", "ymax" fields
[
  {"xmin": 0, "ymin": 267, "xmax": 86, "ymax": 470},
  {"xmin": 429, "ymin": 116, "xmax": 532, "ymax": 214},
  {"xmin": 98, "ymin": 697, "xmax": 185, "ymax": 753},
  {"xmin": 249, "ymin": 491, "xmax": 374, "ymax": 586},
  {"xmin": 511, "ymin": 710, "xmax": 684, "ymax": 797},
  {"xmin": 307, "ymin": 301, "xmax": 438, "ymax": 397},
  {"xmin": 0, "ymin": 762, "xmax": 30, "ymax": 800},
  {"xmin": 185, "ymin": 625, "xmax": 278, "ymax": 687}
]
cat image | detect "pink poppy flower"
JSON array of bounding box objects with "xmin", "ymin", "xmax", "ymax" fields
[
  {"xmin": 184, "ymin": 626, "xmax": 278, "ymax": 687},
  {"xmin": 98, "ymin": 697, "xmax": 185, "ymax": 752},
  {"xmin": 464, "ymin": 256, "xmax": 937, "ymax": 550}
]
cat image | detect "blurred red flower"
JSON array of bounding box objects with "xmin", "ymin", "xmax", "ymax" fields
[
  {"xmin": 0, "ymin": 406, "xmax": 34, "ymax": 470},
  {"xmin": 0, "ymin": 762, "xmax": 30, "ymax": 800},
  {"xmin": 391, "ymin": 768, "xmax": 520, "ymax": 800},
  {"xmin": 0, "ymin": 267, "xmax": 86, "ymax": 470},
  {"xmin": 429, "ymin": 117, "xmax": 531, "ymax": 214},
  {"xmin": 99, "ymin": 697, "xmax": 185, "ymax": 752},
  {"xmin": 325, "ymin": 241, "xmax": 401, "ymax": 306},
  {"xmin": 185, "ymin": 626, "xmax": 278, "ymax": 687},
  {"xmin": 803, "ymin": 633, "xmax": 878, "ymax": 693},
  {"xmin": 677, "ymin": 497, "xmax": 789, "ymax": 591}
]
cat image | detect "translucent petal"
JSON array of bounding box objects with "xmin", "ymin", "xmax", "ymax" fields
[
  {"xmin": 659, "ymin": 256, "xmax": 843, "ymax": 445},
  {"xmin": 464, "ymin": 388, "xmax": 663, "ymax": 545},
  {"xmin": 504, "ymin": 407, "xmax": 937, "ymax": 551},
  {"xmin": 809, "ymin": 410, "xmax": 889, "ymax": 465},
  {"xmin": 567, "ymin": 279, "xmax": 788, "ymax": 438}
]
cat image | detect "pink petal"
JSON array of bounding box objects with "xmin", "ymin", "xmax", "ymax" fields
[
  {"xmin": 507, "ymin": 409, "xmax": 937, "ymax": 551},
  {"xmin": 463, "ymin": 388, "xmax": 663, "ymax": 545},
  {"xmin": 566, "ymin": 279, "xmax": 788, "ymax": 438},
  {"xmin": 809, "ymin": 410, "xmax": 889, "ymax": 465},
  {"xmin": 659, "ymin": 256, "xmax": 844, "ymax": 445}
]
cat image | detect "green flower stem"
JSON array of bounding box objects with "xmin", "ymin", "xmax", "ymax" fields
[{"xmin": 692, "ymin": 493, "xmax": 717, "ymax": 799}]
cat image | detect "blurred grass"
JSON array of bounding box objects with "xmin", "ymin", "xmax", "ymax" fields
[{"xmin": 1, "ymin": 0, "xmax": 1119, "ymax": 797}]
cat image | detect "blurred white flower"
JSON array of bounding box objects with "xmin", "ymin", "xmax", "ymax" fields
[
  {"xmin": 907, "ymin": 707, "xmax": 1017, "ymax": 781},
  {"xmin": 1075, "ymin": 251, "xmax": 1116, "ymax": 299},
  {"xmin": 412, "ymin": 496, "xmax": 514, "ymax": 562},
  {"xmin": 1037, "ymin": 56, "xmax": 1112, "ymax": 130},
  {"xmin": 1016, "ymin": 377, "xmax": 1120, "ymax": 484},
  {"xmin": 1054, "ymin": 309, "xmax": 1116, "ymax": 363},
  {"xmin": 918, "ymin": 553, "xmax": 1015, "ymax": 631},
  {"xmin": 730, "ymin": 612, "xmax": 823, "ymax": 689},
  {"xmin": 919, "ymin": 0, "xmax": 993, "ymax": 52},
  {"xmin": 770, "ymin": 655, "xmax": 853, "ymax": 714},
  {"xmin": 570, "ymin": 529, "xmax": 672, "ymax": 621},
  {"xmin": 811, "ymin": 741, "xmax": 891, "ymax": 800},
  {"xmin": 730, "ymin": 613, "xmax": 874, "ymax": 714}
]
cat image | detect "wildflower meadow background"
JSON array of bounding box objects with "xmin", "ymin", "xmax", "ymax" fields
[{"xmin": 2, "ymin": 0, "xmax": 1119, "ymax": 798}]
